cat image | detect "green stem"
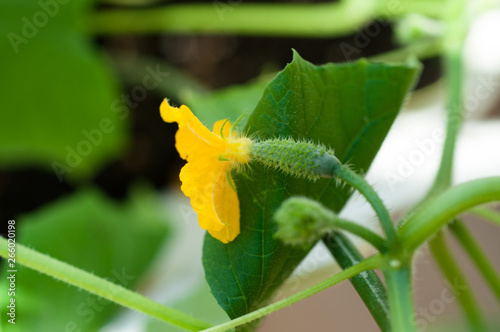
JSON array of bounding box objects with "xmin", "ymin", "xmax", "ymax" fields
[
  {"xmin": 332, "ymin": 218, "xmax": 387, "ymax": 252},
  {"xmin": 323, "ymin": 233, "xmax": 390, "ymax": 331},
  {"xmin": 384, "ymin": 260, "xmax": 416, "ymax": 332},
  {"xmin": 338, "ymin": 165, "xmax": 397, "ymax": 247},
  {"xmin": 416, "ymin": 3, "xmax": 487, "ymax": 328},
  {"xmin": 470, "ymin": 206, "xmax": 500, "ymax": 227},
  {"xmin": 429, "ymin": 231, "xmax": 488, "ymax": 331},
  {"xmin": 449, "ymin": 220, "xmax": 500, "ymax": 305},
  {"xmin": 428, "ymin": 49, "xmax": 463, "ymax": 195},
  {"xmin": 0, "ymin": 238, "xmax": 211, "ymax": 331},
  {"xmin": 369, "ymin": 37, "xmax": 443, "ymax": 62},
  {"xmin": 201, "ymin": 254, "xmax": 383, "ymax": 332},
  {"xmin": 398, "ymin": 177, "xmax": 500, "ymax": 251},
  {"xmin": 91, "ymin": 0, "xmax": 445, "ymax": 37},
  {"xmin": 424, "ymin": 0, "xmax": 467, "ymax": 196}
]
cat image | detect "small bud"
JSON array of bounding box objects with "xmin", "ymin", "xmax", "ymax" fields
[
  {"xmin": 250, "ymin": 138, "xmax": 340, "ymax": 180},
  {"xmin": 274, "ymin": 197, "xmax": 337, "ymax": 247}
]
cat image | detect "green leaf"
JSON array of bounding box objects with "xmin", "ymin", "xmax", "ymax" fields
[
  {"xmin": 0, "ymin": 187, "xmax": 169, "ymax": 331},
  {"xmin": 202, "ymin": 51, "xmax": 419, "ymax": 324},
  {"xmin": 0, "ymin": 0, "xmax": 125, "ymax": 180}
]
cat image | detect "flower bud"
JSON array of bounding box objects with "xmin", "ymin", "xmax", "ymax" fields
[{"xmin": 274, "ymin": 197, "xmax": 337, "ymax": 247}]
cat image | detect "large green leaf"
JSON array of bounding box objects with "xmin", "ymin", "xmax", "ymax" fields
[
  {"xmin": 0, "ymin": 0, "xmax": 125, "ymax": 180},
  {"xmin": 0, "ymin": 187, "xmax": 169, "ymax": 331},
  {"xmin": 202, "ymin": 52, "xmax": 419, "ymax": 323}
]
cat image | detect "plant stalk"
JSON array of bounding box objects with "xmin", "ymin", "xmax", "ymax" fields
[
  {"xmin": 450, "ymin": 220, "xmax": 500, "ymax": 305},
  {"xmin": 91, "ymin": 0, "xmax": 445, "ymax": 37},
  {"xmin": 324, "ymin": 232, "xmax": 390, "ymax": 331},
  {"xmin": 0, "ymin": 237, "xmax": 212, "ymax": 331},
  {"xmin": 428, "ymin": 49, "xmax": 463, "ymax": 196},
  {"xmin": 398, "ymin": 177, "xmax": 500, "ymax": 251},
  {"xmin": 384, "ymin": 261, "xmax": 417, "ymax": 332},
  {"xmin": 338, "ymin": 165, "xmax": 397, "ymax": 247},
  {"xmin": 429, "ymin": 231, "xmax": 487, "ymax": 331}
]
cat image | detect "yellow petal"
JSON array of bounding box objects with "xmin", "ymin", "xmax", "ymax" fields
[
  {"xmin": 205, "ymin": 165, "xmax": 240, "ymax": 243},
  {"xmin": 160, "ymin": 99, "xmax": 249, "ymax": 243},
  {"xmin": 180, "ymin": 161, "xmax": 240, "ymax": 242},
  {"xmin": 160, "ymin": 99, "xmax": 191, "ymax": 127},
  {"xmin": 160, "ymin": 99, "xmax": 226, "ymax": 160}
]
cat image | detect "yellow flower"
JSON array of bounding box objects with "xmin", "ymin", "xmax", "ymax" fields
[{"xmin": 160, "ymin": 99, "xmax": 252, "ymax": 243}]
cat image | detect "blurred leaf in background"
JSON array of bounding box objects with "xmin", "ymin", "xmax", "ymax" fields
[
  {"xmin": 0, "ymin": 0, "xmax": 125, "ymax": 181},
  {"xmin": 184, "ymin": 76, "xmax": 270, "ymax": 131},
  {"xmin": 0, "ymin": 187, "xmax": 169, "ymax": 331}
]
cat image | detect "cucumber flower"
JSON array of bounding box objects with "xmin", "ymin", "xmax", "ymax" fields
[
  {"xmin": 160, "ymin": 100, "xmax": 252, "ymax": 243},
  {"xmin": 161, "ymin": 99, "xmax": 342, "ymax": 243}
]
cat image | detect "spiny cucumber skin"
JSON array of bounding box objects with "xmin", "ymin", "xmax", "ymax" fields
[{"xmin": 250, "ymin": 138, "xmax": 341, "ymax": 180}]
